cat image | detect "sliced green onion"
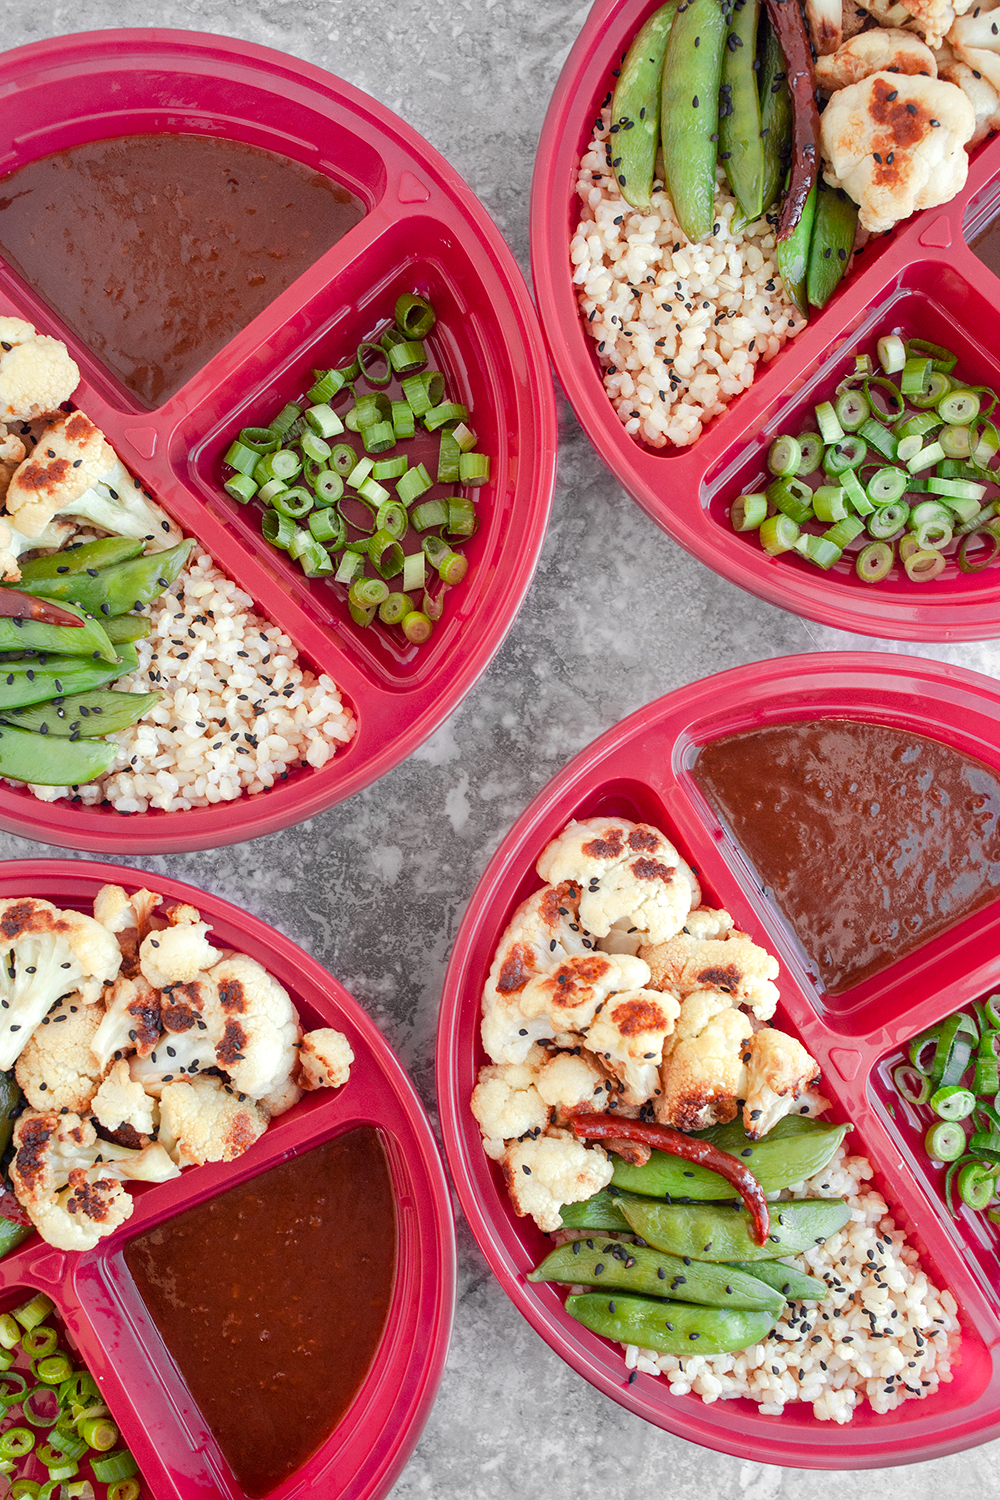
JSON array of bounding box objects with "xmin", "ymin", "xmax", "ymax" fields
[
  {"xmin": 0, "ymin": 1428, "xmax": 34, "ymax": 1459},
  {"xmin": 388, "ymin": 339, "xmax": 427, "ymax": 374},
  {"xmin": 357, "ymin": 476, "xmax": 391, "ymax": 508},
  {"xmin": 80, "ymin": 1414, "xmax": 118, "ymax": 1451},
  {"xmin": 811, "ymin": 486, "xmax": 847, "ymax": 523},
  {"xmin": 758, "ymin": 514, "xmax": 800, "ymax": 555},
  {"xmin": 8, "ymin": 1480, "xmax": 40, "ymax": 1500},
  {"xmin": 313, "ymin": 470, "xmax": 345, "ymax": 507},
  {"xmin": 858, "ymin": 415, "xmax": 898, "ymax": 458},
  {"xmin": 939, "ymin": 424, "xmax": 972, "ymax": 459},
  {"xmin": 958, "ymin": 526, "xmax": 1000, "ymax": 573},
  {"xmin": 765, "ymin": 476, "xmax": 813, "ymax": 524},
  {"xmin": 930, "ymin": 1085, "xmax": 976, "ymax": 1121},
  {"xmin": 90, "ymin": 1451, "xmax": 138, "ymax": 1485},
  {"xmin": 308, "ymin": 507, "xmax": 345, "ymax": 546},
  {"xmin": 391, "ymin": 401, "xmax": 416, "ymax": 440},
  {"xmin": 900, "ymin": 355, "xmax": 932, "ymax": 398},
  {"xmin": 0, "ymin": 1317, "xmax": 21, "ymax": 1351},
  {"xmin": 223, "ymin": 439, "xmax": 259, "ymax": 476},
  {"xmin": 368, "ymin": 529, "xmax": 404, "ymax": 580},
  {"xmin": 907, "ymin": 440, "xmax": 946, "ymax": 474},
  {"xmin": 33, "ymin": 1354, "xmax": 72, "ymax": 1386},
  {"xmin": 300, "ymin": 432, "xmax": 331, "ymax": 464},
  {"xmin": 815, "ymin": 401, "xmax": 844, "ymax": 444},
  {"xmin": 425, "ymin": 401, "xmax": 468, "ymax": 432},
  {"xmin": 346, "ymin": 456, "xmax": 374, "ymax": 490},
  {"xmin": 378, "ymin": 591, "xmax": 412, "ymax": 625},
  {"xmin": 877, "ymin": 335, "xmax": 905, "ymax": 373},
  {"xmin": 927, "ymin": 476, "xmax": 986, "ymax": 502},
  {"xmin": 958, "ymin": 1160, "xmax": 996, "ymax": 1209},
  {"xmin": 372, "ymin": 455, "xmax": 409, "ymax": 482},
  {"xmin": 307, "ymin": 368, "xmax": 346, "ymax": 403},
  {"xmin": 13, "ymin": 1298, "xmax": 53, "ymax": 1334},
  {"xmin": 376, "ymin": 500, "xmax": 408, "ymax": 540},
  {"xmin": 840, "ymin": 467, "xmax": 874, "ymax": 515},
  {"xmin": 911, "ymin": 370, "xmax": 952, "ymax": 408},
  {"xmin": 767, "ymin": 434, "xmax": 801, "ymax": 477},
  {"xmin": 459, "ymin": 452, "xmax": 490, "ymax": 486},
  {"xmin": 401, "ymin": 371, "xmax": 445, "ymax": 416},
  {"xmin": 349, "ymin": 577, "xmax": 390, "ymax": 609},
  {"xmin": 834, "ymin": 389, "xmax": 867, "ymax": 431},
  {"xmin": 892, "ymin": 1062, "xmax": 930, "ymax": 1104},
  {"xmin": 108, "ymin": 1482, "xmax": 140, "ymax": 1500},
  {"xmin": 925, "ymin": 1120, "xmax": 967, "ymax": 1162},
  {"xmin": 448, "ymin": 498, "xmax": 476, "ymax": 536},
  {"xmin": 867, "ymin": 466, "xmax": 907, "ymax": 504},
  {"xmin": 396, "ymin": 463, "xmax": 433, "ymax": 505},
  {"xmin": 795, "ymin": 433, "xmax": 824, "ymax": 475},
  {"xmin": 271, "ymin": 486, "xmax": 313, "ymax": 520},
  {"xmin": 914, "ymin": 518, "xmax": 952, "ymax": 550},
  {"xmin": 437, "ymin": 431, "xmax": 462, "ymax": 485},
  {"xmin": 268, "ymin": 402, "xmax": 303, "ymax": 437},
  {"xmin": 269, "ymin": 449, "xmax": 302, "ymax": 481},
  {"xmin": 907, "ymin": 337, "xmax": 958, "ymax": 373},
  {"xmin": 402, "ymin": 550, "xmax": 426, "ymax": 593},
  {"xmin": 451, "ymin": 421, "xmax": 478, "ymax": 452},
  {"xmin": 974, "ymin": 1054, "xmax": 1000, "ymax": 1095},
  {"xmin": 855, "ymin": 540, "xmax": 894, "ymax": 581},
  {"xmin": 261, "ymin": 511, "xmax": 297, "ymax": 551},
  {"xmin": 328, "ymin": 443, "xmax": 358, "ymax": 478},
  {"xmin": 224, "ymin": 474, "xmax": 257, "ymax": 505},
  {"xmin": 395, "ymin": 293, "xmax": 436, "ymax": 339},
  {"xmin": 823, "ymin": 515, "xmax": 865, "ymax": 549},
  {"xmin": 731, "ymin": 492, "xmax": 768, "ymax": 531},
  {"xmin": 237, "ymin": 426, "xmax": 280, "ymax": 454},
  {"xmin": 304, "ymin": 403, "xmax": 344, "ymax": 440},
  {"xmin": 401, "ymin": 610, "xmax": 434, "ymax": 644},
  {"xmin": 357, "ymin": 341, "xmax": 392, "ymax": 386},
  {"xmin": 335, "ymin": 548, "xmax": 366, "ymax": 586}
]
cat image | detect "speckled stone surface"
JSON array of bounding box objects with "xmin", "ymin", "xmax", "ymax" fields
[{"xmin": 1, "ymin": 0, "xmax": 1000, "ymax": 1493}]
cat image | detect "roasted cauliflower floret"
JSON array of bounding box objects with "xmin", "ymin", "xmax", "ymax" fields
[
  {"xmin": 295, "ymin": 1028, "xmax": 353, "ymax": 1091},
  {"xmin": 535, "ymin": 1048, "xmax": 607, "ymax": 1116},
  {"xmin": 139, "ymin": 921, "xmax": 222, "ymax": 990},
  {"xmin": 640, "ymin": 926, "xmax": 779, "ymax": 1019},
  {"xmin": 655, "ymin": 996, "xmax": 753, "ymax": 1131},
  {"xmin": 93, "ymin": 884, "xmax": 161, "ymax": 979},
  {"xmin": 501, "ymin": 1133, "xmax": 614, "ymax": 1233},
  {"xmin": 209, "ymin": 955, "xmax": 300, "ymax": 1101},
  {"xmin": 5, "ymin": 411, "xmax": 181, "ymax": 544},
  {"xmin": 816, "ymin": 28, "xmax": 938, "ymax": 89},
  {"xmin": 9, "ymin": 1109, "xmax": 177, "ymax": 1251},
  {"xmin": 948, "ymin": 7, "xmax": 1000, "ymax": 93},
  {"xmin": 939, "ymin": 55, "xmax": 1000, "ymax": 142},
  {"xmin": 900, "ymin": 0, "xmax": 975, "ymax": 49},
  {"xmin": 472, "ymin": 1052, "xmax": 551, "ymax": 1160},
  {"xmin": 537, "ymin": 817, "xmax": 700, "ymax": 948},
  {"xmin": 518, "ymin": 950, "xmax": 655, "ymax": 1034},
  {"xmin": 0, "ymin": 321, "xmax": 80, "ymax": 423},
  {"xmin": 807, "ymin": 0, "xmax": 845, "ymax": 55},
  {"xmin": 90, "ymin": 976, "xmax": 161, "ymax": 1072},
  {"xmin": 14, "ymin": 993, "xmax": 107, "ymax": 1113},
  {"xmin": 738, "ymin": 1027, "xmax": 822, "ymax": 1138},
  {"xmin": 583, "ymin": 988, "xmax": 682, "ymax": 1105},
  {"xmin": 0, "ymin": 897, "xmax": 121, "ymax": 1071},
  {"xmin": 820, "ymin": 72, "xmax": 975, "ymax": 232},
  {"xmin": 481, "ymin": 882, "xmax": 596, "ymax": 1064},
  {"xmin": 91, "ymin": 1059, "xmax": 157, "ymax": 1139},
  {"xmin": 157, "ymin": 1075, "xmax": 268, "ymax": 1167}
]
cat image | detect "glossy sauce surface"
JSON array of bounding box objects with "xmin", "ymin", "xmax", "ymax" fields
[
  {"xmin": 693, "ymin": 718, "xmax": 1000, "ymax": 993},
  {"xmin": 971, "ymin": 216, "xmax": 1000, "ymax": 280},
  {"xmin": 125, "ymin": 1126, "xmax": 397, "ymax": 1497},
  {"xmin": 0, "ymin": 134, "xmax": 365, "ymax": 407}
]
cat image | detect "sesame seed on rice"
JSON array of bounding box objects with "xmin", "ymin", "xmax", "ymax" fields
[
  {"xmin": 570, "ymin": 107, "xmax": 806, "ymax": 449},
  {"xmin": 13, "ymin": 546, "xmax": 356, "ymax": 813}
]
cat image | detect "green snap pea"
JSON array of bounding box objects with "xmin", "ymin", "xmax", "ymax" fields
[
  {"xmin": 0, "ymin": 642, "xmax": 139, "ymax": 711},
  {"xmin": 565, "ymin": 1291, "xmax": 776, "ymax": 1356},
  {"xmin": 15, "ymin": 537, "xmax": 144, "ymax": 584},
  {"xmin": 775, "ymin": 176, "xmax": 817, "ymax": 316},
  {"xmin": 0, "ymin": 723, "xmax": 117, "ymax": 784},
  {"xmin": 757, "ymin": 14, "xmax": 792, "ymax": 217},
  {"xmin": 530, "ymin": 1239, "xmax": 786, "ymax": 1314},
  {"xmin": 0, "ymin": 688, "xmax": 160, "ymax": 738},
  {"xmin": 0, "ymin": 605, "xmax": 118, "ymax": 664},
  {"xmin": 619, "ymin": 1195, "xmax": 851, "ymax": 1261},
  {"xmin": 660, "ymin": 0, "xmax": 727, "ymax": 244},
  {"xmin": 806, "ymin": 181, "xmax": 858, "ymax": 310},
  {"xmin": 557, "ymin": 1191, "xmax": 633, "ymax": 1233},
  {"xmin": 102, "ymin": 614, "xmax": 152, "ymax": 645},
  {"xmin": 609, "ymin": 3, "xmax": 675, "ymax": 209},
  {"xmin": 719, "ymin": 0, "xmax": 763, "ymax": 223},
  {"xmin": 12, "ymin": 539, "xmax": 193, "ymax": 619},
  {"xmin": 0, "ymin": 1219, "xmax": 31, "ymax": 1262},
  {"xmin": 0, "ymin": 1073, "xmax": 21, "ymax": 1161},
  {"xmin": 728, "ymin": 1258, "xmax": 829, "ymax": 1300},
  {"xmin": 611, "ymin": 1117, "xmax": 849, "ymax": 1199}
]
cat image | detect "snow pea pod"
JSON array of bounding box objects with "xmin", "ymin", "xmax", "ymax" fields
[
  {"xmin": 0, "ymin": 722, "xmax": 117, "ymax": 785},
  {"xmin": 0, "ymin": 642, "xmax": 139, "ymax": 711},
  {"xmin": 619, "ymin": 1195, "xmax": 850, "ymax": 1260},
  {"xmin": 728, "ymin": 1258, "xmax": 829, "ymax": 1300},
  {"xmin": 610, "ymin": 3, "xmax": 675, "ymax": 209},
  {"xmin": 611, "ymin": 1116, "xmax": 848, "ymax": 1199},
  {"xmin": 660, "ymin": 0, "xmax": 727, "ymax": 243},
  {"xmin": 806, "ymin": 181, "xmax": 858, "ymax": 309},
  {"xmin": 0, "ymin": 1073, "xmax": 20, "ymax": 1160},
  {"xmin": 775, "ymin": 175, "xmax": 817, "ymax": 315},
  {"xmin": 16, "ymin": 536, "xmax": 144, "ymax": 584},
  {"xmin": 12, "ymin": 539, "xmax": 193, "ymax": 619},
  {"xmin": 557, "ymin": 1191, "xmax": 634, "ymax": 1233},
  {"xmin": 0, "ymin": 604, "xmax": 118, "ymax": 664},
  {"xmin": 719, "ymin": 0, "xmax": 764, "ymax": 222},
  {"xmin": 530, "ymin": 1238, "xmax": 786, "ymax": 1314},
  {"xmin": 0, "ymin": 1219, "xmax": 31, "ymax": 1261},
  {"xmin": 758, "ymin": 14, "xmax": 792, "ymax": 216},
  {"xmin": 0, "ymin": 687, "xmax": 160, "ymax": 738},
  {"xmin": 565, "ymin": 1291, "xmax": 776, "ymax": 1355},
  {"xmin": 103, "ymin": 614, "xmax": 152, "ymax": 645}
]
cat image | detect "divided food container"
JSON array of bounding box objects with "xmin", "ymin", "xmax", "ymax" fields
[
  {"xmin": 436, "ymin": 653, "xmax": 1000, "ymax": 1467},
  {"xmin": 0, "ymin": 28, "xmax": 557, "ymax": 852},
  {"xmin": 530, "ymin": 0, "xmax": 1000, "ymax": 640},
  {"xmin": 0, "ymin": 861, "xmax": 456, "ymax": 1500}
]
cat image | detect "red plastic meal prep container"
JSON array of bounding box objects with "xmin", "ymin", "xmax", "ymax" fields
[
  {"xmin": 530, "ymin": 0, "xmax": 1000, "ymax": 641},
  {"xmin": 436, "ymin": 652, "xmax": 1000, "ymax": 1467},
  {"xmin": 0, "ymin": 859, "xmax": 456, "ymax": 1500},
  {"xmin": 0, "ymin": 29, "xmax": 557, "ymax": 854}
]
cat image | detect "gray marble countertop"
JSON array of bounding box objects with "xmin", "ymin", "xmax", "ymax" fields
[{"xmin": 2, "ymin": 0, "xmax": 1000, "ymax": 1495}]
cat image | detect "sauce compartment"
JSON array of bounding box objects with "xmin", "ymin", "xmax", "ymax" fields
[
  {"xmin": 436, "ymin": 653, "xmax": 1000, "ymax": 1465},
  {"xmin": 530, "ymin": 0, "xmax": 1000, "ymax": 639},
  {"xmin": 0, "ymin": 30, "xmax": 557, "ymax": 852},
  {"xmin": 0, "ymin": 859, "xmax": 455, "ymax": 1500}
]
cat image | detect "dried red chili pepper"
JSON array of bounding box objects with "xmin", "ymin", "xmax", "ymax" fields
[
  {"xmin": 763, "ymin": 0, "xmax": 821, "ymax": 242},
  {"xmin": 0, "ymin": 590, "xmax": 84, "ymax": 628},
  {"xmin": 570, "ymin": 1112, "xmax": 771, "ymax": 1246}
]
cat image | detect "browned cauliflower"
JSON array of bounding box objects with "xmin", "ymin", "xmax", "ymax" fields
[
  {"xmin": 157, "ymin": 1075, "xmax": 268, "ymax": 1167},
  {"xmin": 295, "ymin": 1028, "xmax": 353, "ymax": 1091},
  {"xmin": 0, "ymin": 319, "xmax": 79, "ymax": 422},
  {"xmin": 656, "ymin": 994, "xmax": 753, "ymax": 1131},
  {"xmin": 816, "ymin": 29, "xmax": 938, "ymax": 90},
  {"xmin": 14, "ymin": 994, "xmax": 107, "ymax": 1114},
  {"xmin": 640, "ymin": 920, "xmax": 780, "ymax": 1019},
  {"xmin": 501, "ymin": 1133, "xmax": 614, "ymax": 1233}
]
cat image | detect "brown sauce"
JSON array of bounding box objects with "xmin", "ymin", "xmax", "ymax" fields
[
  {"xmin": 971, "ymin": 216, "xmax": 1000, "ymax": 280},
  {"xmin": 0, "ymin": 134, "xmax": 365, "ymax": 407},
  {"xmin": 693, "ymin": 719, "xmax": 1000, "ymax": 994},
  {"xmin": 125, "ymin": 1126, "xmax": 397, "ymax": 1497}
]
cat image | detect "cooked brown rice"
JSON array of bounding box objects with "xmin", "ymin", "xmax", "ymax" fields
[{"xmin": 570, "ymin": 106, "xmax": 807, "ymax": 448}]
